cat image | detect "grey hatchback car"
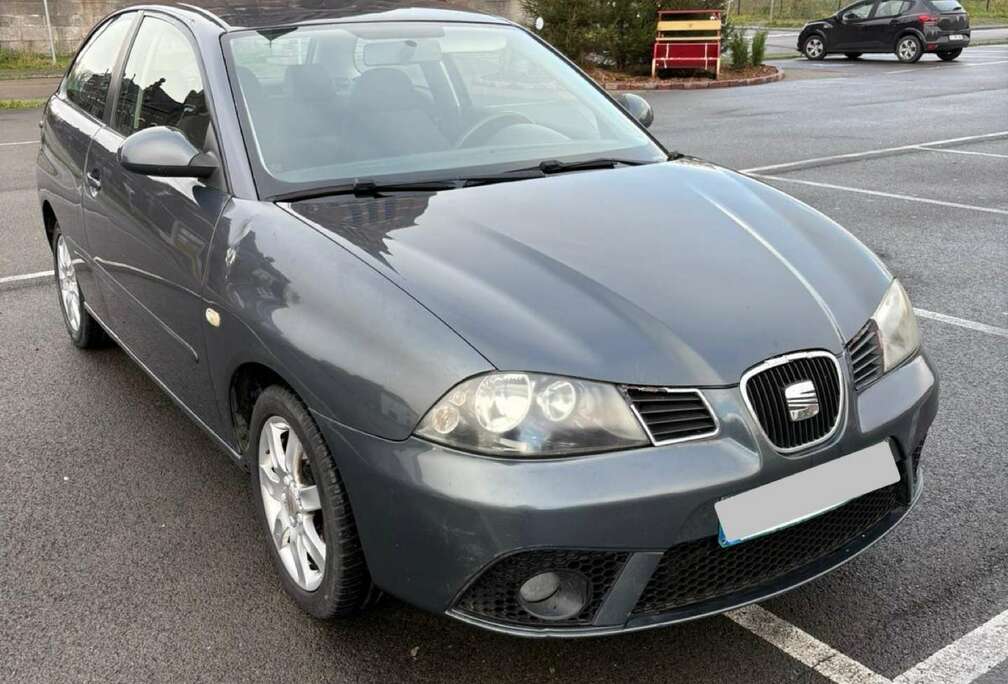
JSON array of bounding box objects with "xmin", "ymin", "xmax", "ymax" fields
[{"xmin": 38, "ymin": 1, "xmax": 937, "ymax": 636}]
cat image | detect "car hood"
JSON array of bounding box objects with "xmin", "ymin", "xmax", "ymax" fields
[{"xmin": 287, "ymin": 160, "xmax": 891, "ymax": 386}]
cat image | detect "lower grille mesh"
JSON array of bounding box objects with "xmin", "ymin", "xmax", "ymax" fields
[
  {"xmin": 455, "ymin": 550, "xmax": 628, "ymax": 627},
  {"xmin": 631, "ymin": 482, "xmax": 903, "ymax": 616}
]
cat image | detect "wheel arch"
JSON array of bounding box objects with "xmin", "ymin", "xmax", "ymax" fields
[
  {"xmin": 229, "ymin": 361, "xmax": 294, "ymax": 456},
  {"xmin": 895, "ymin": 28, "xmax": 925, "ymax": 47},
  {"xmin": 42, "ymin": 200, "xmax": 57, "ymax": 251}
]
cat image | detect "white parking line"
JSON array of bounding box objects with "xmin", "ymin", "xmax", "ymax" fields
[
  {"xmin": 964, "ymin": 59, "xmax": 1008, "ymax": 67},
  {"xmin": 751, "ymin": 174, "xmax": 1008, "ymax": 216},
  {"xmin": 0, "ymin": 140, "xmax": 38, "ymax": 147},
  {"xmin": 0, "ymin": 270, "xmax": 53, "ymax": 290},
  {"xmin": 740, "ymin": 131, "xmax": 1008, "ymax": 174},
  {"xmin": 728, "ymin": 605, "xmax": 892, "ymax": 684},
  {"xmin": 915, "ymin": 309, "xmax": 1008, "ymax": 338},
  {"xmin": 893, "ymin": 607, "xmax": 1008, "ymax": 684},
  {"xmin": 917, "ymin": 146, "xmax": 1008, "ymax": 159}
]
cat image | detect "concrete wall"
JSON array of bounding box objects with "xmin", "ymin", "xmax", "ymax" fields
[{"xmin": 0, "ymin": 0, "xmax": 526, "ymax": 55}]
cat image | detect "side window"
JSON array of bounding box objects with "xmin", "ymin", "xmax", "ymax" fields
[
  {"xmin": 843, "ymin": 1, "xmax": 875, "ymax": 19},
  {"xmin": 874, "ymin": 0, "xmax": 907, "ymax": 17},
  {"xmin": 64, "ymin": 14, "xmax": 134, "ymax": 120},
  {"xmin": 114, "ymin": 17, "xmax": 211, "ymax": 149}
]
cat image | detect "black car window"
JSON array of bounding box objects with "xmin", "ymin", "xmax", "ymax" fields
[
  {"xmin": 930, "ymin": 0, "xmax": 963, "ymax": 10},
  {"xmin": 64, "ymin": 14, "xmax": 134, "ymax": 120},
  {"xmin": 874, "ymin": 0, "xmax": 908, "ymax": 17},
  {"xmin": 842, "ymin": 1, "xmax": 875, "ymax": 19},
  {"xmin": 113, "ymin": 16, "xmax": 211, "ymax": 149}
]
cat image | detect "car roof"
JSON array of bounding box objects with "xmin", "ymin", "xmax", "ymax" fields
[{"xmin": 159, "ymin": 1, "xmax": 511, "ymax": 30}]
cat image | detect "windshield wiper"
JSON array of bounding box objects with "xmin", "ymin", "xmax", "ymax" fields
[
  {"xmin": 509, "ymin": 157, "xmax": 653, "ymax": 175},
  {"xmin": 272, "ymin": 178, "xmax": 462, "ymax": 202}
]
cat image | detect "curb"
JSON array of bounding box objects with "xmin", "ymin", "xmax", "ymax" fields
[
  {"xmin": 0, "ymin": 271, "xmax": 53, "ymax": 293},
  {"xmin": 602, "ymin": 66, "xmax": 784, "ymax": 91}
]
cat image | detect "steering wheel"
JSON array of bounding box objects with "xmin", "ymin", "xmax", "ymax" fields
[{"xmin": 455, "ymin": 112, "xmax": 534, "ymax": 148}]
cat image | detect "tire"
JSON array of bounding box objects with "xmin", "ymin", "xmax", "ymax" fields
[
  {"xmin": 248, "ymin": 385, "xmax": 374, "ymax": 619},
  {"xmin": 844, "ymin": 52, "xmax": 863, "ymax": 59},
  {"xmin": 52, "ymin": 223, "xmax": 107, "ymax": 348},
  {"xmin": 896, "ymin": 35, "xmax": 923, "ymax": 63},
  {"xmin": 802, "ymin": 35, "xmax": 827, "ymax": 60},
  {"xmin": 937, "ymin": 48, "xmax": 962, "ymax": 61}
]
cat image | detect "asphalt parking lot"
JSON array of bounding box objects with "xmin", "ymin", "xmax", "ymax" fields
[{"xmin": 2, "ymin": 46, "xmax": 1006, "ymax": 682}]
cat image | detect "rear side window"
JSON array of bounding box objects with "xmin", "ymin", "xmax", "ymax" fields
[
  {"xmin": 64, "ymin": 14, "xmax": 134, "ymax": 120},
  {"xmin": 929, "ymin": 0, "xmax": 963, "ymax": 10},
  {"xmin": 874, "ymin": 0, "xmax": 910, "ymax": 17},
  {"xmin": 113, "ymin": 17, "xmax": 211, "ymax": 149}
]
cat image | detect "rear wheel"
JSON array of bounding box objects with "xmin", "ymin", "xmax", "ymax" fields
[
  {"xmin": 844, "ymin": 52, "xmax": 863, "ymax": 59},
  {"xmin": 803, "ymin": 35, "xmax": 826, "ymax": 60},
  {"xmin": 249, "ymin": 385, "xmax": 374, "ymax": 619},
  {"xmin": 937, "ymin": 48, "xmax": 963, "ymax": 61},
  {"xmin": 52, "ymin": 224, "xmax": 106, "ymax": 348},
  {"xmin": 896, "ymin": 35, "xmax": 923, "ymax": 63}
]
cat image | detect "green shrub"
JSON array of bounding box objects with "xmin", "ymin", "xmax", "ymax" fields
[
  {"xmin": 523, "ymin": 0, "xmax": 739, "ymax": 70},
  {"xmin": 728, "ymin": 31, "xmax": 749, "ymax": 69},
  {"xmin": 751, "ymin": 30, "xmax": 767, "ymax": 66}
]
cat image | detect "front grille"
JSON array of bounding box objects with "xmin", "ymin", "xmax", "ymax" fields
[
  {"xmin": 632, "ymin": 482, "xmax": 903, "ymax": 616},
  {"xmin": 848, "ymin": 321, "xmax": 884, "ymax": 391},
  {"xmin": 455, "ymin": 550, "xmax": 628, "ymax": 627},
  {"xmin": 625, "ymin": 387, "xmax": 718, "ymax": 444},
  {"xmin": 743, "ymin": 353, "xmax": 843, "ymax": 452}
]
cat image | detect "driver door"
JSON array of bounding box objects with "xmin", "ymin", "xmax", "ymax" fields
[{"xmin": 833, "ymin": 0, "xmax": 877, "ymax": 50}]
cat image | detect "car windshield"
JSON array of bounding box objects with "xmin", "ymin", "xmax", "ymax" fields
[{"xmin": 224, "ymin": 22, "xmax": 666, "ymax": 198}]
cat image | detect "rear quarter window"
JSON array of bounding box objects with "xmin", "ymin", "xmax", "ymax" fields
[{"xmin": 929, "ymin": 0, "xmax": 964, "ymax": 10}]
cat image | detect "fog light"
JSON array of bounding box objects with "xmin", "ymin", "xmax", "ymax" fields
[{"xmin": 517, "ymin": 570, "xmax": 588, "ymax": 621}]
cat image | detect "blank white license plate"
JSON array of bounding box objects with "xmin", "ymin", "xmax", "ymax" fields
[
  {"xmin": 948, "ymin": 34, "xmax": 966, "ymax": 40},
  {"xmin": 715, "ymin": 441, "xmax": 900, "ymax": 547}
]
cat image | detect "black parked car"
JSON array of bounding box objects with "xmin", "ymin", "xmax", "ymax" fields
[
  {"xmin": 799, "ymin": 0, "xmax": 970, "ymax": 62},
  {"xmin": 38, "ymin": 1, "xmax": 937, "ymax": 636}
]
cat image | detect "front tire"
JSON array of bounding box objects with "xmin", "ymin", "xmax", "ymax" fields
[
  {"xmin": 937, "ymin": 48, "xmax": 962, "ymax": 61},
  {"xmin": 803, "ymin": 35, "xmax": 826, "ymax": 60},
  {"xmin": 844, "ymin": 52, "xmax": 863, "ymax": 59},
  {"xmin": 248, "ymin": 385, "xmax": 374, "ymax": 619},
  {"xmin": 52, "ymin": 224, "xmax": 106, "ymax": 348},
  {"xmin": 896, "ymin": 35, "xmax": 923, "ymax": 63}
]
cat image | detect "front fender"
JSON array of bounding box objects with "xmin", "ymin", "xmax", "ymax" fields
[{"xmin": 203, "ymin": 199, "xmax": 493, "ymax": 443}]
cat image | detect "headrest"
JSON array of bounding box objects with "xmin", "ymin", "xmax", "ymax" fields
[{"xmin": 350, "ymin": 68, "xmax": 422, "ymax": 111}]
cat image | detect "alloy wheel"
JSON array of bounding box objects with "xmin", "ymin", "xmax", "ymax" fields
[
  {"xmin": 56, "ymin": 235, "xmax": 81, "ymax": 333},
  {"xmin": 898, "ymin": 38, "xmax": 919, "ymax": 62},
  {"xmin": 258, "ymin": 416, "xmax": 326, "ymax": 591},
  {"xmin": 805, "ymin": 37, "xmax": 824, "ymax": 59}
]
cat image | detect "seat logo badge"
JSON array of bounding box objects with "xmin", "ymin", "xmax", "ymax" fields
[{"xmin": 784, "ymin": 380, "xmax": 819, "ymax": 422}]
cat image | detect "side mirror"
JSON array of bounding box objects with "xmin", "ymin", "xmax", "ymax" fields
[
  {"xmin": 118, "ymin": 126, "xmax": 217, "ymax": 178},
  {"xmin": 615, "ymin": 92, "xmax": 654, "ymax": 129},
  {"xmin": 842, "ymin": 12, "xmax": 858, "ymax": 21}
]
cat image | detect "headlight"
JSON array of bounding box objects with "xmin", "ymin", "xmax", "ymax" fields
[
  {"xmin": 872, "ymin": 279, "xmax": 920, "ymax": 372},
  {"xmin": 414, "ymin": 372, "xmax": 649, "ymax": 456}
]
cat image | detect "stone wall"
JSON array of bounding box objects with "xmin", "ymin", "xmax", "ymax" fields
[{"xmin": 0, "ymin": 0, "xmax": 526, "ymax": 55}]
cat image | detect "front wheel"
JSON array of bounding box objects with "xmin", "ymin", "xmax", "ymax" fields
[
  {"xmin": 937, "ymin": 48, "xmax": 963, "ymax": 61},
  {"xmin": 844, "ymin": 52, "xmax": 863, "ymax": 59},
  {"xmin": 803, "ymin": 35, "xmax": 826, "ymax": 60},
  {"xmin": 249, "ymin": 385, "xmax": 374, "ymax": 619},
  {"xmin": 896, "ymin": 35, "xmax": 923, "ymax": 63},
  {"xmin": 52, "ymin": 224, "xmax": 106, "ymax": 348}
]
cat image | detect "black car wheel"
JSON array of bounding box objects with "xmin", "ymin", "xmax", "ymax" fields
[
  {"xmin": 802, "ymin": 35, "xmax": 826, "ymax": 60},
  {"xmin": 844, "ymin": 52, "xmax": 863, "ymax": 59},
  {"xmin": 249, "ymin": 385, "xmax": 375, "ymax": 619},
  {"xmin": 52, "ymin": 223, "xmax": 106, "ymax": 348},
  {"xmin": 937, "ymin": 48, "xmax": 963, "ymax": 61},
  {"xmin": 896, "ymin": 35, "xmax": 923, "ymax": 63}
]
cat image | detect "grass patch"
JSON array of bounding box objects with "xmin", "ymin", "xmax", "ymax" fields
[
  {"xmin": 0, "ymin": 48, "xmax": 71, "ymax": 79},
  {"xmin": 729, "ymin": 0, "xmax": 1008, "ymax": 26},
  {"xmin": 0, "ymin": 98, "xmax": 46, "ymax": 110}
]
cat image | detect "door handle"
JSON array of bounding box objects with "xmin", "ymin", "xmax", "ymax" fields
[{"xmin": 86, "ymin": 169, "xmax": 101, "ymax": 194}]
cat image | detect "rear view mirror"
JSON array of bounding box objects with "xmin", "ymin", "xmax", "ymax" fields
[
  {"xmin": 615, "ymin": 93, "xmax": 654, "ymax": 129},
  {"xmin": 118, "ymin": 126, "xmax": 217, "ymax": 178}
]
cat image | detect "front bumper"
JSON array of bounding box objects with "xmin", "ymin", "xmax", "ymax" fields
[{"xmin": 315, "ymin": 352, "xmax": 938, "ymax": 636}]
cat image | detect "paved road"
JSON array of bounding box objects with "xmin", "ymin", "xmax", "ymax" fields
[
  {"xmin": 746, "ymin": 24, "xmax": 1008, "ymax": 55},
  {"xmin": 2, "ymin": 44, "xmax": 1007, "ymax": 682}
]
